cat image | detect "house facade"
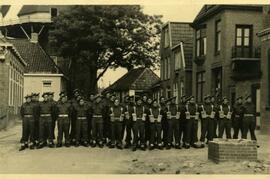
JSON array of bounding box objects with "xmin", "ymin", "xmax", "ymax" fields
[
  {"xmin": 191, "ymin": 5, "xmax": 264, "ymax": 127},
  {"xmin": 160, "ymin": 22, "xmax": 193, "ymax": 103},
  {"xmin": 0, "ymin": 37, "xmax": 26, "ymax": 129}
]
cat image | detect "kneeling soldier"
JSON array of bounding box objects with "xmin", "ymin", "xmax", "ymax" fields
[
  {"xmin": 200, "ymin": 95, "xmax": 216, "ymax": 146},
  {"xmin": 218, "ymin": 97, "xmax": 232, "ymax": 139},
  {"xmin": 74, "ymin": 98, "xmax": 90, "ymax": 147},
  {"xmin": 109, "ymin": 98, "xmax": 124, "ymax": 149},
  {"xmin": 166, "ymin": 97, "xmax": 181, "ymax": 149},
  {"xmin": 56, "ymin": 92, "xmax": 73, "ymax": 147},
  {"xmin": 132, "ymin": 97, "xmax": 146, "ymax": 151},
  {"xmin": 91, "ymin": 95, "xmax": 104, "ymax": 148},
  {"xmin": 20, "ymin": 95, "xmax": 35, "ymax": 151},
  {"xmin": 149, "ymin": 99, "xmax": 163, "ymax": 150}
]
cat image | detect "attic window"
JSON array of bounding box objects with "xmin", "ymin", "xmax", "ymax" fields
[
  {"xmin": 50, "ymin": 8, "xmax": 58, "ymax": 18},
  {"xmin": 43, "ymin": 81, "xmax": 52, "ymax": 87}
]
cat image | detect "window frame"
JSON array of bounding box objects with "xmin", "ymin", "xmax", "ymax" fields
[
  {"xmin": 196, "ymin": 27, "xmax": 207, "ymax": 58},
  {"xmin": 235, "ymin": 25, "xmax": 253, "ymax": 57},
  {"xmin": 196, "ymin": 71, "xmax": 205, "ymax": 103},
  {"xmin": 215, "ymin": 19, "xmax": 221, "ymax": 54}
]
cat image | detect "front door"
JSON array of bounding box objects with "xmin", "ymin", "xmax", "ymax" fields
[{"xmin": 251, "ymin": 84, "xmax": 261, "ymax": 130}]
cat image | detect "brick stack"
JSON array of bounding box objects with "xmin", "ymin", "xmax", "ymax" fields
[{"xmin": 208, "ymin": 139, "xmax": 258, "ymax": 163}]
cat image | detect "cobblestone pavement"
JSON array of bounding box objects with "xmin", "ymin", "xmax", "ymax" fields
[{"xmin": 0, "ymin": 121, "xmax": 269, "ymax": 174}]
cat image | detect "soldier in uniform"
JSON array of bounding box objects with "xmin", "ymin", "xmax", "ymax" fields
[
  {"xmin": 74, "ymin": 97, "xmax": 90, "ymax": 147},
  {"xmin": 70, "ymin": 89, "xmax": 80, "ymax": 145},
  {"xmin": 199, "ymin": 95, "xmax": 215, "ymax": 146},
  {"xmin": 232, "ymin": 96, "xmax": 244, "ymax": 139},
  {"xmin": 91, "ymin": 95, "xmax": 104, "ymax": 148},
  {"xmin": 183, "ymin": 96, "xmax": 200, "ymax": 149},
  {"xmin": 160, "ymin": 96, "xmax": 168, "ymax": 147},
  {"xmin": 242, "ymin": 95, "xmax": 257, "ymax": 141},
  {"xmin": 144, "ymin": 97, "xmax": 152, "ymax": 144},
  {"xmin": 31, "ymin": 93, "xmax": 41, "ymax": 147},
  {"xmin": 20, "ymin": 95, "xmax": 35, "ymax": 151},
  {"xmin": 87, "ymin": 93, "xmax": 96, "ymax": 145},
  {"xmin": 210, "ymin": 96, "xmax": 219, "ymax": 138},
  {"xmin": 218, "ymin": 97, "xmax": 232, "ymax": 139},
  {"xmin": 149, "ymin": 99, "xmax": 163, "ymax": 150},
  {"xmin": 109, "ymin": 98, "xmax": 124, "ymax": 149},
  {"xmin": 48, "ymin": 92, "xmax": 57, "ymax": 140},
  {"xmin": 102, "ymin": 92, "xmax": 111, "ymax": 145},
  {"xmin": 166, "ymin": 97, "xmax": 181, "ymax": 149},
  {"xmin": 178, "ymin": 95, "xmax": 187, "ymax": 147},
  {"xmin": 131, "ymin": 97, "xmax": 146, "ymax": 151},
  {"xmin": 56, "ymin": 92, "xmax": 73, "ymax": 147},
  {"xmin": 37, "ymin": 92, "xmax": 55, "ymax": 148},
  {"xmin": 122, "ymin": 96, "xmax": 134, "ymax": 148}
]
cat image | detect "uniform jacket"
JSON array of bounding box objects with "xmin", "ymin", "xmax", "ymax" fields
[
  {"xmin": 233, "ymin": 103, "xmax": 244, "ymax": 119},
  {"xmin": 20, "ymin": 102, "xmax": 35, "ymax": 117},
  {"xmin": 243, "ymin": 102, "xmax": 256, "ymax": 116},
  {"xmin": 110, "ymin": 105, "xmax": 124, "ymax": 118},
  {"xmin": 167, "ymin": 103, "xmax": 178, "ymax": 116},
  {"xmin": 201, "ymin": 102, "xmax": 214, "ymax": 115},
  {"xmin": 74, "ymin": 104, "xmax": 89, "ymax": 118},
  {"xmin": 132, "ymin": 105, "xmax": 145, "ymax": 118},
  {"xmin": 56, "ymin": 101, "xmax": 73, "ymax": 118},
  {"xmin": 219, "ymin": 104, "xmax": 231, "ymax": 115},
  {"xmin": 150, "ymin": 106, "xmax": 161, "ymax": 118},
  {"xmin": 186, "ymin": 103, "xmax": 198, "ymax": 115}
]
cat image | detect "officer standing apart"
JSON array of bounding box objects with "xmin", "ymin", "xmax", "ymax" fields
[
  {"xmin": 232, "ymin": 96, "xmax": 244, "ymax": 139},
  {"xmin": 218, "ymin": 97, "xmax": 232, "ymax": 139}
]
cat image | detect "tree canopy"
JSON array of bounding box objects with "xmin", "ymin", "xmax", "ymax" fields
[{"xmin": 49, "ymin": 5, "xmax": 162, "ymax": 93}]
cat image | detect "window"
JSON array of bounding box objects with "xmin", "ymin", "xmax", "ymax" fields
[
  {"xmin": 50, "ymin": 8, "xmax": 58, "ymax": 18},
  {"xmin": 196, "ymin": 28, "xmax": 207, "ymax": 57},
  {"xmin": 215, "ymin": 20, "xmax": 221, "ymax": 53},
  {"xmin": 173, "ymin": 83, "xmax": 178, "ymax": 103},
  {"xmin": 164, "ymin": 27, "xmax": 170, "ymax": 48},
  {"xmin": 212, "ymin": 67, "xmax": 222, "ymax": 97},
  {"xmin": 42, "ymin": 80, "xmax": 52, "ymax": 93},
  {"xmin": 235, "ymin": 25, "xmax": 252, "ymax": 57},
  {"xmin": 196, "ymin": 72, "xmax": 205, "ymax": 102},
  {"xmin": 174, "ymin": 50, "xmax": 182, "ymax": 70}
]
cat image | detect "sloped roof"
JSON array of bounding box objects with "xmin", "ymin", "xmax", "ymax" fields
[
  {"xmin": 7, "ymin": 38, "xmax": 60, "ymax": 73},
  {"xmin": 106, "ymin": 67, "xmax": 160, "ymax": 91},
  {"xmin": 17, "ymin": 5, "xmax": 50, "ymax": 16},
  {"xmin": 192, "ymin": 5, "xmax": 262, "ymax": 28}
]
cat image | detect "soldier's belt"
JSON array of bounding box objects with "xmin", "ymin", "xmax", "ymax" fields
[
  {"xmin": 169, "ymin": 116, "xmax": 177, "ymax": 119},
  {"xmin": 77, "ymin": 117, "xmax": 87, "ymax": 120},
  {"xmin": 59, "ymin": 114, "xmax": 68, "ymax": 117},
  {"xmin": 190, "ymin": 115, "xmax": 196, "ymax": 118},
  {"xmin": 24, "ymin": 115, "xmax": 33, "ymax": 118},
  {"xmin": 93, "ymin": 115, "xmax": 102, "ymax": 118},
  {"xmin": 112, "ymin": 117, "xmax": 123, "ymax": 121},
  {"xmin": 244, "ymin": 114, "xmax": 254, "ymax": 117},
  {"xmin": 235, "ymin": 115, "xmax": 241, "ymax": 118},
  {"xmin": 40, "ymin": 114, "xmax": 51, "ymax": 117}
]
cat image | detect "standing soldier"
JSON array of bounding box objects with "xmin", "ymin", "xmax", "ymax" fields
[
  {"xmin": 31, "ymin": 93, "xmax": 40, "ymax": 147},
  {"xmin": 20, "ymin": 95, "xmax": 35, "ymax": 151},
  {"xmin": 109, "ymin": 98, "xmax": 124, "ymax": 149},
  {"xmin": 232, "ymin": 96, "xmax": 244, "ymax": 139},
  {"xmin": 166, "ymin": 97, "xmax": 181, "ymax": 149},
  {"xmin": 242, "ymin": 95, "xmax": 257, "ymax": 142},
  {"xmin": 102, "ymin": 92, "xmax": 111, "ymax": 146},
  {"xmin": 200, "ymin": 95, "xmax": 215, "ymax": 146},
  {"xmin": 160, "ymin": 96, "xmax": 168, "ymax": 147},
  {"xmin": 149, "ymin": 99, "xmax": 163, "ymax": 150},
  {"xmin": 74, "ymin": 97, "xmax": 89, "ymax": 147},
  {"xmin": 37, "ymin": 92, "xmax": 54, "ymax": 149},
  {"xmin": 210, "ymin": 96, "xmax": 219, "ymax": 138},
  {"xmin": 178, "ymin": 95, "xmax": 187, "ymax": 147},
  {"xmin": 91, "ymin": 95, "xmax": 104, "ymax": 148},
  {"xmin": 131, "ymin": 97, "xmax": 147, "ymax": 151},
  {"xmin": 123, "ymin": 96, "xmax": 134, "ymax": 148},
  {"xmin": 87, "ymin": 93, "xmax": 96, "ymax": 145},
  {"xmin": 142, "ymin": 95, "xmax": 149, "ymax": 143},
  {"xmin": 218, "ymin": 97, "xmax": 232, "ymax": 139},
  {"xmin": 56, "ymin": 92, "xmax": 73, "ymax": 147},
  {"xmin": 70, "ymin": 89, "xmax": 80, "ymax": 145},
  {"xmin": 48, "ymin": 92, "xmax": 57, "ymax": 140},
  {"xmin": 183, "ymin": 96, "xmax": 200, "ymax": 149}
]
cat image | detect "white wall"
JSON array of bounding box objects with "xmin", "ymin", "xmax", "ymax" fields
[{"xmin": 24, "ymin": 74, "xmax": 64, "ymax": 101}]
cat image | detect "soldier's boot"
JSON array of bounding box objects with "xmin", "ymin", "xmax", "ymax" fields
[
  {"xmin": 91, "ymin": 140, "xmax": 97, "ymax": 148},
  {"xmin": 98, "ymin": 141, "xmax": 104, "ymax": 148},
  {"xmin": 124, "ymin": 142, "xmax": 131, "ymax": 149},
  {"xmin": 149, "ymin": 144, "xmax": 155, "ymax": 150},
  {"xmin": 29, "ymin": 142, "xmax": 35, "ymax": 150},
  {"xmin": 166, "ymin": 143, "xmax": 172, "ymax": 150},
  {"xmin": 116, "ymin": 142, "xmax": 123, "ymax": 150},
  {"xmin": 158, "ymin": 143, "xmax": 163, "ymax": 150},
  {"xmin": 75, "ymin": 142, "xmax": 80, "ymax": 147},
  {"xmin": 183, "ymin": 142, "xmax": 190, "ymax": 149},
  {"xmin": 109, "ymin": 142, "xmax": 115, "ymax": 149},
  {"xmin": 65, "ymin": 142, "xmax": 70, "ymax": 147},
  {"xmin": 106, "ymin": 140, "xmax": 112, "ymax": 147},
  {"xmin": 83, "ymin": 141, "xmax": 89, "ymax": 147},
  {"xmin": 132, "ymin": 144, "xmax": 137, "ymax": 151},
  {"xmin": 36, "ymin": 142, "xmax": 44, "ymax": 149},
  {"xmin": 19, "ymin": 144, "xmax": 27, "ymax": 151},
  {"xmin": 175, "ymin": 143, "xmax": 181, "ymax": 149},
  {"xmin": 200, "ymin": 142, "xmax": 205, "ymax": 148},
  {"xmin": 56, "ymin": 143, "xmax": 62, "ymax": 148},
  {"xmin": 140, "ymin": 144, "xmax": 146, "ymax": 151},
  {"xmin": 48, "ymin": 142, "xmax": 55, "ymax": 148}
]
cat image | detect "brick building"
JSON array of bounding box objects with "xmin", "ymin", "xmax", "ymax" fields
[
  {"xmin": 160, "ymin": 22, "xmax": 193, "ymax": 103},
  {"xmin": 105, "ymin": 67, "xmax": 160, "ymax": 102},
  {"xmin": 257, "ymin": 6, "xmax": 270, "ymax": 133},
  {"xmin": 0, "ymin": 36, "xmax": 26, "ymax": 129},
  {"xmin": 191, "ymin": 5, "xmax": 263, "ymax": 127}
]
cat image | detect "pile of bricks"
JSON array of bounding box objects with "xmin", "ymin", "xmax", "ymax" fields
[{"xmin": 208, "ymin": 138, "xmax": 258, "ymax": 163}]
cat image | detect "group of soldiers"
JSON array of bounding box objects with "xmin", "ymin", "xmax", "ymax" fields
[{"xmin": 19, "ymin": 89, "xmax": 258, "ymax": 151}]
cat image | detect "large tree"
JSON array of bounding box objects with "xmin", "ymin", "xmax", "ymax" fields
[{"xmin": 49, "ymin": 5, "xmax": 162, "ymax": 93}]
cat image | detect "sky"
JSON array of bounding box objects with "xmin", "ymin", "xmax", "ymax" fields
[{"xmin": 98, "ymin": 4, "xmax": 203, "ymax": 88}]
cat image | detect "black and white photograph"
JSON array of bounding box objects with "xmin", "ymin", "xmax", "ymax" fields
[{"xmin": 0, "ymin": 0, "xmax": 270, "ymax": 175}]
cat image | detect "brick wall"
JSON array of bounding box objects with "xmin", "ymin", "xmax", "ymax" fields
[{"xmin": 208, "ymin": 139, "xmax": 258, "ymax": 163}]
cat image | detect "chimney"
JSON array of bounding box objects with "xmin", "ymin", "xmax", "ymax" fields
[{"xmin": 30, "ymin": 32, "xmax": 39, "ymax": 43}]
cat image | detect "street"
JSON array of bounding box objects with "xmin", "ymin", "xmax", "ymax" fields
[{"xmin": 0, "ymin": 121, "xmax": 270, "ymax": 174}]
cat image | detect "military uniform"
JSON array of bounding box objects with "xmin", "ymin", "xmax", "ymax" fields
[
  {"xmin": 74, "ymin": 100, "xmax": 89, "ymax": 146},
  {"xmin": 56, "ymin": 98, "xmax": 73, "ymax": 147},
  {"xmin": 178, "ymin": 99, "xmax": 187, "ymax": 145},
  {"xmin": 110, "ymin": 104, "xmax": 124, "ymax": 149},
  {"xmin": 149, "ymin": 104, "xmax": 162, "ymax": 149},
  {"xmin": 102, "ymin": 96, "xmax": 111, "ymax": 144},
  {"xmin": 122, "ymin": 99, "xmax": 134, "ymax": 147},
  {"xmin": 91, "ymin": 98, "xmax": 104, "ymax": 147},
  {"xmin": 87, "ymin": 98, "xmax": 95, "ymax": 143},
  {"xmin": 242, "ymin": 99, "xmax": 257, "ymax": 140},
  {"xmin": 48, "ymin": 93, "xmax": 57, "ymax": 140},
  {"xmin": 218, "ymin": 101, "xmax": 232, "ymax": 139},
  {"xmin": 32, "ymin": 94, "xmax": 41, "ymax": 145},
  {"xmin": 20, "ymin": 96, "xmax": 36, "ymax": 150},
  {"xmin": 232, "ymin": 98, "xmax": 244, "ymax": 139},
  {"xmin": 166, "ymin": 101, "xmax": 180, "ymax": 149},
  {"xmin": 210, "ymin": 97, "xmax": 219, "ymax": 139},
  {"xmin": 131, "ymin": 102, "xmax": 146, "ymax": 150},
  {"xmin": 160, "ymin": 100, "xmax": 168, "ymax": 145},
  {"xmin": 143, "ymin": 99, "xmax": 150, "ymax": 143}
]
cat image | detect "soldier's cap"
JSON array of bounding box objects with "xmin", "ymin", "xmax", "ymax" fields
[
  {"xmin": 204, "ymin": 95, "xmax": 211, "ymax": 100},
  {"xmin": 166, "ymin": 96, "xmax": 176, "ymax": 102},
  {"xmin": 236, "ymin": 96, "xmax": 243, "ymax": 100},
  {"xmin": 42, "ymin": 92, "xmax": 49, "ymax": 98},
  {"xmin": 95, "ymin": 94, "xmax": 103, "ymax": 100},
  {"xmin": 152, "ymin": 99, "xmax": 158, "ymax": 103},
  {"xmin": 25, "ymin": 94, "xmax": 32, "ymax": 99},
  {"xmin": 73, "ymin": 88, "xmax": 79, "ymax": 93}
]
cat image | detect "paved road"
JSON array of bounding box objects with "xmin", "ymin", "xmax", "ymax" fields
[{"xmin": 0, "ymin": 122, "xmax": 269, "ymax": 174}]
